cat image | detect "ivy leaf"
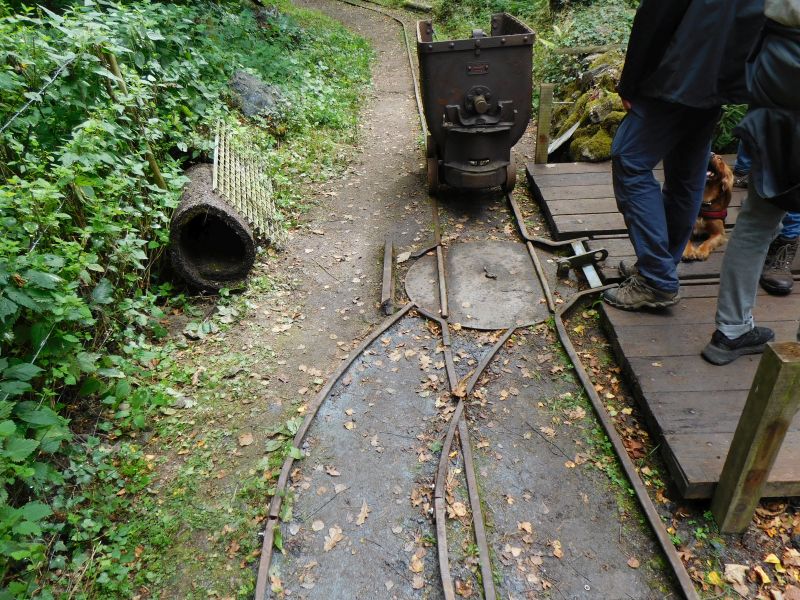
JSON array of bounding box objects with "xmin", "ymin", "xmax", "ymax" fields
[
  {"xmin": 15, "ymin": 403, "xmax": 61, "ymax": 427},
  {"xmin": 288, "ymin": 446, "xmax": 304, "ymax": 460},
  {"xmin": 20, "ymin": 501, "xmax": 51, "ymax": 523},
  {"xmin": 3, "ymin": 437, "xmax": 39, "ymax": 462},
  {"xmin": 0, "ymin": 380, "xmax": 32, "ymax": 396},
  {"xmin": 91, "ymin": 279, "xmax": 114, "ymax": 305},
  {"xmin": 23, "ymin": 270, "xmax": 61, "ymax": 290},
  {"xmin": 3, "ymin": 363, "xmax": 43, "ymax": 382},
  {"xmin": 0, "ymin": 420, "xmax": 17, "ymax": 437},
  {"xmin": 3, "ymin": 287, "xmax": 41, "ymax": 312},
  {"xmin": 0, "ymin": 297, "xmax": 17, "ymax": 321},
  {"xmin": 76, "ymin": 352, "xmax": 100, "ymax": 373}
]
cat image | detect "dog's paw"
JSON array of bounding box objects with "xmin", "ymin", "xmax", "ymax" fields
[
  {"xmin": 681, "ymin": 247, "xmax": 697, "ymax": 261},
  {"xmin": 694, "ymin": 248, "xmax": 711, "ymax": 261}
]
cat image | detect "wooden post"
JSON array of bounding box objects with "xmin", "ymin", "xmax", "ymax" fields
[
  {"xmin": 535, "ymin": 83, "xmax": 554, "ymax": 165},
  {"xmin": 711, "ymin": 342, "xmax": 800, "ymax": 533}
]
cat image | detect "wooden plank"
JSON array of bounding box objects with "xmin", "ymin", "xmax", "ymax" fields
[
  {"xmin": 546, "ymin": 191, "xmax": 745, "ymax": 216},
  {"xmin": 603, "ymin": 292, "xmax": 800, "ymax": 327},
  {"xmin": 553, "ymin": 207, "xmax": 743, "ymax": 240},
  {"xmin": 665, "ymin": 431, "xmax": 800, "ymax": 499},
  {"xmin": 526, "ymin": 155, "xmax": 736, "ymax": 177},
  {"xmin": 711, "ymin": 343, "xmax": 800, "ymax": 532},
  {"xmin": 536, "ymin": 183, "xmax": 615, "ymax": 200},
  {"xmin": 609, "ymin": 321, "xmax": 792, "ymax": 358},
  {"xmin": 647, "ymin": 390, "xmax": 800, "ymax": 435},
  {"xmin": 627, "ymin": 355, "xmax": 762, "ymax": 394}
]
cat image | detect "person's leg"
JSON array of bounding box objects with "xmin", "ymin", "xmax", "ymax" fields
[
  {"xmin": 779, "ymin": 211, "xmax": 800, "ymax": 239},
  {"xmin": 610, "ymin": 98, "xmax": 693, "ymax": 295},
  {"xmin": 714, "ymin": 189, "xmax": 785, "ymax": 337},
  {"xmin": 760, "ymin": 210, "xmax": 800, "ymax": 295},
  {"xmin": 661, "ymin": 107, "xmax": 721, "ymax": 266},
  {"xmin": 733, "ymin": 139, "xmax": 752, "ymax": 175}
]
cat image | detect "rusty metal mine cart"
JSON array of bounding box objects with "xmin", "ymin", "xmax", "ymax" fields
[{"xmin": 416, "ymin": 13, "xmax": 534, "ymax": 194}]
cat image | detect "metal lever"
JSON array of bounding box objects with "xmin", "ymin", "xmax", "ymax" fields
[{"xmin": 556, "ymin": 241, "xmax": 607, "ymax": 288}]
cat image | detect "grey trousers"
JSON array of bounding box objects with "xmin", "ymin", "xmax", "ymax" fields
[{"xmin": 715, "ymin": 187, "xmax": 786, "ymax": 338}]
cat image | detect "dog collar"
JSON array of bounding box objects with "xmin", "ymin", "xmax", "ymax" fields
[{"xmin": 700, "ymin": 208, "xmax": 728, "ymax": 220}]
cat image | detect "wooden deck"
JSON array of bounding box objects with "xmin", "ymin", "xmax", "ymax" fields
[{"xmin": 526, "ymin": 159, "xmax": 800, "ymax": 499}]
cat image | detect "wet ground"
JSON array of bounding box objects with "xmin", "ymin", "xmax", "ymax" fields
[{"xmin": 261, "ymin": 2, "xmax": 676, "ymax": 598}]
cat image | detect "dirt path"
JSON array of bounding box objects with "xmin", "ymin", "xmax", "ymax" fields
[{"xmin": 153, "ymin": 0, "xmax": 678, "ymax": 597}]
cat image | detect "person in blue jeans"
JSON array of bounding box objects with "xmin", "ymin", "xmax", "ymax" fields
[
  {"xmin": 602, "ymin": 0, "xmax": 764, "ymax": 311},
  {"xmin": 733, "ymin": 141, "xmax": 799, "ymax": 295}
]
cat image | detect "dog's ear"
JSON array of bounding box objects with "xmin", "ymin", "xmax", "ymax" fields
[{"xmin": 720, "ymin": 169, "xmax": 733, "ymax": 206}]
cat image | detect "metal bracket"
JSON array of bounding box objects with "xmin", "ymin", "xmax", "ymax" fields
[{"xmin": 556, "ymin": 241, "xmax": 607, "ymax": 288}]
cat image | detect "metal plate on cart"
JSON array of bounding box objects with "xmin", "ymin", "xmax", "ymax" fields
[{"xmin": 405, "ymin": 241, "xmax": 548, "ymax": 330}]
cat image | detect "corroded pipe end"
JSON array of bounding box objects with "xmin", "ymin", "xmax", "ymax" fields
[{"xmin": 170, "ymin": 164, "xmax": 255, "ymax": 292}]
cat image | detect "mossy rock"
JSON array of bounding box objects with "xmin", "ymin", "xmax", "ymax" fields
[{"xmin": 570, "ymin": 127, "xmax": 614, "ymax": 162}]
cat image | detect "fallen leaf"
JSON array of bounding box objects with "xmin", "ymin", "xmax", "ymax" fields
[
  {"xmin": 323, "ymin": 526, "xmax": 344, "ymax": 551},
  {"xmin": 448, "ymin": 502, "xmax": 468, "ymax": 518},
  {"xmin": 455, "ymin": 578, "xmax": 474, "ymax": 597},
  {"xmin": 707, "ymin": 570, "xmax": 723, "ymax": 586},
  {"xmin": 754, "ymin": 565, "xmax": 772, "ymax": 585},
  {"xmin": 410, "ymin": 553, "xmax": 424, "ymax": 573},
  {"xmin": 627, "ymin": 557, "xmax": 640, "ymax": 569},
  {"xmin": 724, "ymin": 563, "xmax": 750, "ymax": 598},
  {"xmin": 412, "ymin": 575, "xmax": 424, "ymax": 590},
  {"xmin": 518, "ymin": 521, "xmax": 533, "ymax": 534},
  {"xmin": 551, "ymin": 540, "xmax": 563, "ymax": 559},
  {"xmin": 325, "ymin": 466, "xmax": 340, "ymax": 477},
  {"xmin": 238, "ymin": 433, "xmax": 254, "ymax": 447},
  {"xmin": 356, "ymin": 500, "xmax": 371, "ymax": 525},
  {"xmin": 311, "ymin": 520, "xmax": 324, "ymax": 532},
  {"xmin": 344, "ymin": 421, "xmax": 355, "ymax": 430}
]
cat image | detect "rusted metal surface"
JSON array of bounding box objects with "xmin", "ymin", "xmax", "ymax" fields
[
  {"xmin": 554, "ymin": 288, "xmax": 700, "ymax": 600},
  {"xmin": 417, "ymin": 14, "xmax": 534, "ymax": 191},
  {"xmin": 405, "ymin": 241, "xmax": 548, "ymax": 329}
]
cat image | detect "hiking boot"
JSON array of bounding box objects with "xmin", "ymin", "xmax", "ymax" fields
[
  {"xmin": 701, "ymin": 327, "xmax": 775, "ymax": 365},
  {"xmin": 617, "ymin": 260, "xmax": 639, "ymax": 279},
  {"xmin": 602, "ymin": 275, "xmax": 680, "ymax": 310},
  {"xmin": 733, "ymin": 171, "xmax": 749, "ymax": 188},
  {"xmin": 760, "ymin": 235, "xmax": 798, "ymax": 296}
]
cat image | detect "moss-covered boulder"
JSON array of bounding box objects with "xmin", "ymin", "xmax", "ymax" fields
[{"xmin": 549, "ymin": 50, "xmax": 626, "ymax": 162}]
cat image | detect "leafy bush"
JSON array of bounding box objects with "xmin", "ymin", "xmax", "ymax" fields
[{"xmin": 0, "ymin": 0, "xmax": 370, "ymax": 596}]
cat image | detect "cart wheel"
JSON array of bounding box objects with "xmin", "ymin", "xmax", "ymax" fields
[
  {"xmin": 427, "ymin": 157, "xmax": 440, "ymax": 195},
  {"xmin": 425, "ymin": 134, "xmax": 435, "ymax": 158},
  {"xmin": 502, "ymin": 155, "xmax": 517, "ymax": 192}
]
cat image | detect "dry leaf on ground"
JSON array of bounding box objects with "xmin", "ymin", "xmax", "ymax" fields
[
  {"xmin": 323, "ymin": 525, "xmax": 344, "ymax": 551},
  {"xmin": 356, "ymin": 500, "xmax": 371, "ymax": 525},
  {"xmin": 238, "ymin": 433, "xmax": 254, "ymax": 447}
]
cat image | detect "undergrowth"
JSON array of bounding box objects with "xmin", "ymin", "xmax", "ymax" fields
[{"xmin": 0, "ymin": 0, "xmax": 371, "ymax": 596}]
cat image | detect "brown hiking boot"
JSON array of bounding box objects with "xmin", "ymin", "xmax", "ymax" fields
[
  {"xmin": 760, "ymin": 235, "xmax": 798, "ymax": 296},
  {"xmin": 603, "ymin": 275, "xmax": 680, "ymax": 310}
]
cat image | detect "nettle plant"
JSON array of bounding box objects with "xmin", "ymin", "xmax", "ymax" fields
[{"xmin": 0, "ymin": 0, "xmax": 370, "ymax": 595}]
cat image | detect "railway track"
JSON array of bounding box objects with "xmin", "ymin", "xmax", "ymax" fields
[{"xmin": 254, "ymin": 2, "xmax": 699, "ymax": 598}]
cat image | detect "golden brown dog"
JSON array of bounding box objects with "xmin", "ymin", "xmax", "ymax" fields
[{"xmin": 682, "ymin": 153, "xmax": 734, "ymax": 261}]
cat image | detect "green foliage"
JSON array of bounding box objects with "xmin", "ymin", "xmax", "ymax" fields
[
  {"xmin": 0, "ymin": 0, "xmax": 370, "ymax": 595},
  {"xmin": 713, "ymin": 104, "xmax": 747, "ymax": 154}
]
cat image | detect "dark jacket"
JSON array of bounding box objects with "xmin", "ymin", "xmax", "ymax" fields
[
  {"xmin": 618, "ymin": 0, "xmax": 765, "ymax": 108},
  {"xmin": 734, "ymin": 19, "xmax": 800, "ymax": 210}
]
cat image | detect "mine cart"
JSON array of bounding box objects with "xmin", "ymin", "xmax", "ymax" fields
[{"xmin": 417, "ymin": 13, "xmax": 534, "ymax": 194}]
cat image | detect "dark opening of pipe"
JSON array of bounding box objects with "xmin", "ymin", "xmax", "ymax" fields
[{"xmin": 179, "ymin": 211, "xmax": 248, "ymax": 280}]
